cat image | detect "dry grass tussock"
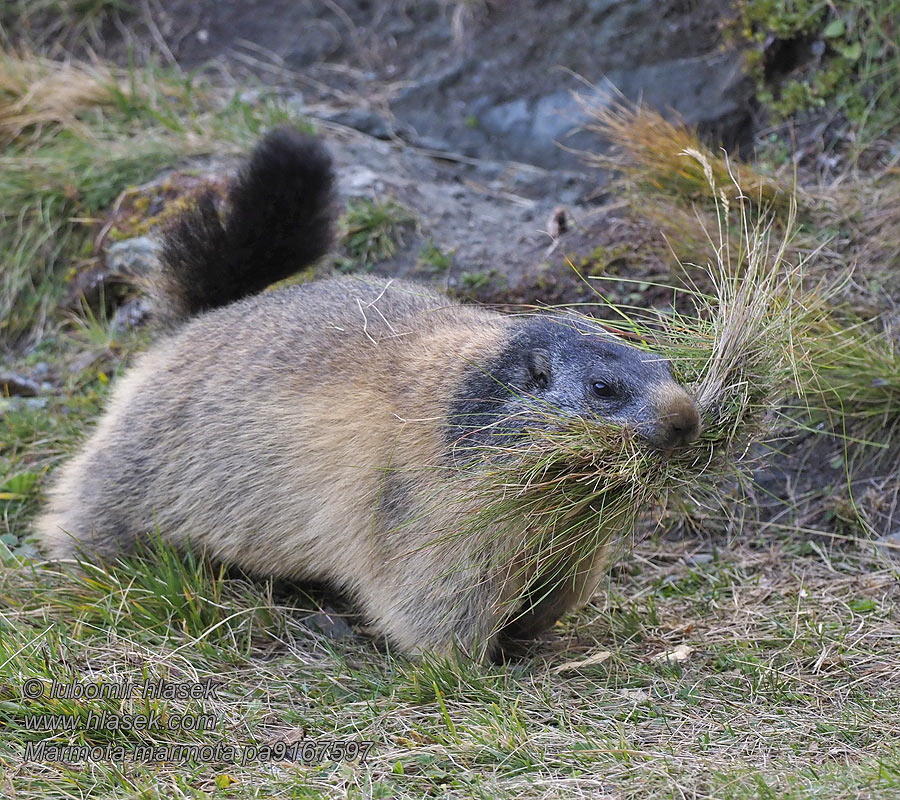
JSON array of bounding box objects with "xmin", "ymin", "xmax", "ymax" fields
[
  {"xmin": 581, "ymin": 99, "xmax": 796, "ymax": 215},
  {"xmin": 0, "ymin": 50, "xmax": 131, "ymax": 143},
  {"xmin": 578, "ymin": 98, "xmax": 900, "ymax": 450},
  {"xmin": 580, "ymin": 98, "xmax": 900, "ymax": 315}
]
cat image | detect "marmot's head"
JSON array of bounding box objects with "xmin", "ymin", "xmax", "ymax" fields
[{"xmin": 449, "ymin": 315, "xmax": 700, "ymax": 451}]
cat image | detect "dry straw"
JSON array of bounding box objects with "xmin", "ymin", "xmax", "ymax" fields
[{"xmin": 0, "ymin": 51, "xmax": 121, "ymax": 143}]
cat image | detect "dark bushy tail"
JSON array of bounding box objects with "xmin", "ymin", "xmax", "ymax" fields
[{"xmin": 158, "ymin": 126, "xmax": 335, "ymax": 318}]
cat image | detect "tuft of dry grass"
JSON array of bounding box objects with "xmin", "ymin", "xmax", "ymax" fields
[
  {"xmin": 578, "ymin": 96, "xmax": 900, "ymax": 454},
  {"xmin": 580, "ymin": 98, "xmax": 900, "ymax": 311},
  {"xmin": 0, "ymin": 50, "xmax": 129, "ymax": 143},
  {"xmin": 579, "ymin": 99, "xmax": 796, "ymax": 215}
]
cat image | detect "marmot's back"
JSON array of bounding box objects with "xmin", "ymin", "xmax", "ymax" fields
[{"xmin": 36, "ymin": 276, "xmax": 512, "ymax": 571}]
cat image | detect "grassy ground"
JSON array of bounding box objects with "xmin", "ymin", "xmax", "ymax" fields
[
  {"xmin": 2, "ymin": 532, "xmax": 899, "ymax": 798},
  {"xmin": 732, "ymin": 0, "xmax": 900, "ymax": 161},
  {"xmin": 2, "ymin": 37, "xmax": 900, "ymax": 800}
]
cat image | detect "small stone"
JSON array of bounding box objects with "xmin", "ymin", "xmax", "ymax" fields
[
  {"xmin": 112, "ymin": 297, "xmax": 152, "ymax": 333},
  {"xmin": 876, "ymin": 530, "xmax": 900, "ymax": 559},
  {"xmin": 306, "ymin": 609, "xmax": 356, "ymax": 640},
  {"xmin": 340, "ymin": 165, "xmax": 381, "ymax": 195},
  {"xmin": 682, "ymin": 553, "xmax": 714, "ymax": 567},
  {"xmin": 31, "ymin": 362, "xmax": 50, "ymax": 380},
  {"xmin": 0, "ymin": 369, "xmax": 40, "ymax": 397}
]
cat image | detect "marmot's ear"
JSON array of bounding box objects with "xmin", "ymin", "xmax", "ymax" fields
[{"xmin": 526, "ymin": 349, "xmax": 551, "ymax": 390}]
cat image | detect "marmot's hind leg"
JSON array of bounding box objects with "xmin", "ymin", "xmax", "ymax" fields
[
  {"xmin": 33, "ymin": 455, "xmax": 145, "ymax": 562},
  {"xmin": 34, "ymin": 510, "xmax": 138, "ymax": 563}
]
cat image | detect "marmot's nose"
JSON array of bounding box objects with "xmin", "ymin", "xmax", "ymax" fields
[{"xmin": 655, "ymin": 385, "xmax": 701, "ymax": 448}]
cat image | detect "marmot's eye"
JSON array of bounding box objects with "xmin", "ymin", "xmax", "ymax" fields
[{"xmin": 591, "ymin": 381, "xmax": 615, "ymax": 399}]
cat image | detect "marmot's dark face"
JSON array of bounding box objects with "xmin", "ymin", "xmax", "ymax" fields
[{"xmin": 449, "ymin": 316, "xmax": 700, "ymax": 451}]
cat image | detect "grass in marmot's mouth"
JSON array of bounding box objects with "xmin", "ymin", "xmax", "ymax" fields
[
  {"xmin": 450, "ymin": 116, "xmax": 900, "ymax": 620},
  {"xmin": 445, "ymin": 153, "xmax": 813, "ymax": 626}
]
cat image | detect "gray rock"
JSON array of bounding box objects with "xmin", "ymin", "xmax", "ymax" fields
[
  {"xmin": 389, "ymin": 0, "xmax": 752, "ymax": 170},
  {"xmin": 682, "ymin": 553, "xmax": 714, "ymax": 567},
  {"xmin": 105, "ymin": 236, "xmax": 161, "ymax": 278},
  {"xmin": 31, "ymin": 362, "xmax": 50, "ymax": 380},
  {"xmin": 339, "ymin": 165, "xmax": 383, "ymax": 196},
  {"xmin": 328, "ymin": 108, "xmax": 394, "ymax": 140},
  {"xmin": 78, "ymin": 0, "xmax": 755, "ymax": 186}
]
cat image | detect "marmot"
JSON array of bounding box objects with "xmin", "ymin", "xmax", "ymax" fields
[{"xmin": 35, "ymin": 127, "xmax": 700, "ymax": 660}]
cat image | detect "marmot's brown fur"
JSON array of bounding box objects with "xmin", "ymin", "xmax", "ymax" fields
[{"xmin": 35, "ymin": 127, "xmax": 700, "ymax": 660}]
